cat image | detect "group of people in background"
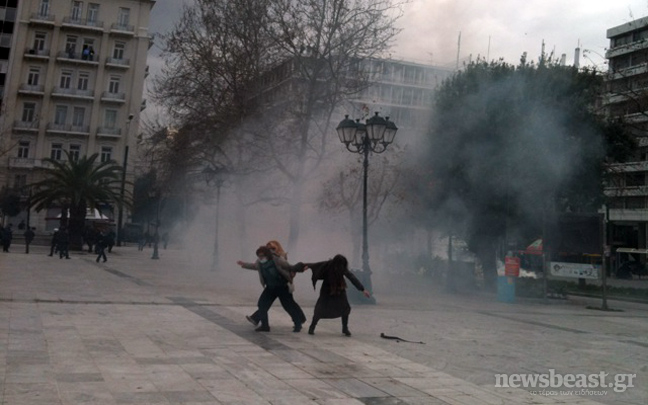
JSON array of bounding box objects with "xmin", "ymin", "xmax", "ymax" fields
[{"xmin": 237, "ymin": 240, "xmax": 371, "ymax": 336}]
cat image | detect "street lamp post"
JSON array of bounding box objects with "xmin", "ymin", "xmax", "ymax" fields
[
  {"xmin": 336, "ymin": 112, "xmax": 398, "ymax": 300},
  {"xmin": 149, "ymin": 189, "xmax": 162, "ymax": 260},
  {"xmin": 203, "ymin": 165, "xmax": 228, "ymax": 271},
  {"xmin": 117, "ymin": 114, "xmax": 135, "ymax": 247}
]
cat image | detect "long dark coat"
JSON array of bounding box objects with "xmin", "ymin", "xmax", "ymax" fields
[{"xmin": 307, "ymin": 259, "xmax": 365, "ymax": 319}]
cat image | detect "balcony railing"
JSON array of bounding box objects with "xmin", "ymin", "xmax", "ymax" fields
[
  {"xmin": 110, "ymin": 23, "xmax": 134, "ymax": 34},
  {"xmin": 62, "ymin": 16, "xmax": 104, "ymax": 31},
  {"xmin": 51, "ymin": 87, "xmax": 94, "ymax": 100},
  {"xmin": 105, "ymin": 57, "xmax": 130, "ymax": 68},
  {"xmin": 18, "ymin": 84, "xmax": 45, "ymax": 94},
  {"xmin": 97, "ymin": 127, "xmax": 121, "ymax": 137},
  {"xmin": 9, "ymin": 158, "xmax": 37, "ymax": 168},
  {"xmin": 607, "ymin": 161, "xmax": 648, "ymax": 173},
  {"xmin": 13, "ymin": 121, "xmax": 39, "ymax": 131},
  {"xmin": 24, "ymin": 47, "xmax": 50, "ymax": 58},
  {"xmin": 56, "ymin": 51, "xmax": 100, "ymax": 65},
  {"xmin": 46, "ymin": 123, "xmax": 90, "ymax": 135},
  {"xmin": 29, "ymin": 12, "xmax": 55, "ymax": 25},
  {"xmin": 604, "ymin": 186, "xmax": 648, "ymax": 197},
  {"xmin": 100, "ymin": 91, "xmax": 126, "ymax": 102}
]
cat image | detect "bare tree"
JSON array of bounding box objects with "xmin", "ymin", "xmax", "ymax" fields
[{"xmin": 153, "ymin": 0, "xmax": 406, "ymax": 251}]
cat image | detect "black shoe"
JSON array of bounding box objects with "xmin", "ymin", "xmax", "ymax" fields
[
  {"xmin": 103, "ymin": 259, "xmax": 107, "ymax": 263},
  {"xmin": 342, "ymin": 328, "xmax": 351, "ymax": 337},
  {"xmin": 255, "ymin": 325, "xmax": 270, "ymax": 332},
  {"xmin": 293, "ymin": 323, "xmax": 302, "ymax": 333},
  {"xmin": 245, "ymin": 315, "xmax": 259, "ymax": 326},
  {"xmin": 308, "ymin": 325, "xmax": 315, "ymax": 335}
]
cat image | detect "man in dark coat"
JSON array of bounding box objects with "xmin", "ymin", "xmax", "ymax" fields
[
  {"xmin": 48, "ymin": 228, "xmax": 59, "ymax": 256},
  {"xmin": 95, "ymin": 231, "xmax": 108, "ymax": 263},
  {"xmin": 305, "ymin": 255, "xmax": 370, "ymax": 336},
  {"xmin": 24, "ymin": 227, "xmax": 35, "ymax": 254},
  {"xmin": 2, "ymin": 224, "xmax": 13, "ymax": 252},
  {"xmin": 57, "ymin": 227, "xmax": 70, "ymax": 259}
]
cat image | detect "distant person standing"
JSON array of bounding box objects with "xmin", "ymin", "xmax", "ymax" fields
[
  {"xmin": 57, "ymin": 227, "xmax": 70, "ymax": 259},
  {"xmin": 95, "ymin": 231, "xmax": 107, "ymax": 263},
  {"xmin": 24, "ymin": 227, "xmax": 35, "ymax": 254},
  {"xmin": 2, "ymin": 224, "xmax": 13, "ymax": 252},
  {"xmin": 48, "ymin": 228, "xmax": 59, "ymax": 256},
  {"xmin": 161, "ymin": 232, "xmax": 169, "ymax": 250},
  {"xmin": 106, "ymin": 230, "xmax": 116, "ymax": 253}
]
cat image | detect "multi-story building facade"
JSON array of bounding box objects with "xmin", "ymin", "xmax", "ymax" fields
[
  {"xmin": 0, "ymin": 0, "xmax": 154, "ymax": 230},
  {"xmin": 603, "ymin": 17, "xmax": 648, "ymax": 253},
  {"xmin": 0, "ymin": 0, "xmax": 19, "ymax": 105}
]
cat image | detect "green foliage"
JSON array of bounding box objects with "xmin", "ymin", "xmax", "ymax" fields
[
  {"xmin": 0, "ymin": 188, "xmax": 21, "ymax": 218},
  {"xmin": 28, "ymin": 152, "xmax": 127, "ymax": 249},
  {"xmin": 421, "ymin": 59, "xmax": 635, "ymax": 289}
]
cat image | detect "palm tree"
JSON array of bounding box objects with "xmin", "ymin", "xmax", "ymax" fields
[{"xmin": 29, "ymin": 152, "xmax": 129, "ymax": 250}]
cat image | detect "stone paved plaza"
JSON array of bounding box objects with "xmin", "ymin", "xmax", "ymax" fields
[{"xmin": 0, "ymin": 244, "xmax": 645, "ymax": 405}]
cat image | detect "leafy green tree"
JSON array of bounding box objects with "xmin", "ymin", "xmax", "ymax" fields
[
  {"xmin": 29, "ymin": 152, "xmax": 127, "ymax": 250},
  {"xmin": 422, "ymin": 59, "xmax": 634, "ymax": 290}
]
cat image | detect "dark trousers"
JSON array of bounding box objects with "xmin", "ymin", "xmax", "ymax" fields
[
  {"xmin": 58, "ymin": 243, "xmax": 69, "ymax": 259},
  {"xmin": 250, "ymin": 292, "xmax": 306, "ymax": 325},
  {"xmin": 96, "ymin": 247, "xmax": 107, "ymax": 262},
  {"xmin": 256, "ymin": 285, "xmax": 304, "ymax": 327}
]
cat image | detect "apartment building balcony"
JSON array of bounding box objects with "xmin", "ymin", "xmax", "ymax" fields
[
  {"xmin": 100, "ymin": 91, "xmax": 126, "ymax": 103},
  {"xmin": 46, "ymin": 123, "xmax": 91, "ymax": 136},
  {"xmin": 608, "ymin": 62, "xmax": 648, "ymax": 80},
  {"xmin": 97, "ymin": 127, "xmax": 121, "ymax": 137},
  {"xmin": 105, "ymin": 57, "xmax": 130, "ymax": 69},
  {"xmin": 607, "ymin": 40, "xmax": 648, "ymax": 59},
  {"xmin": 145, "ymin": 65, "xmax": 150, "ymax": 78},
  {"xmin": 9, "ymin": 158, "xmax": 37, "ymax": 169},
  {"xmin": 29, "ymin": 12, "xmax": 55, "ymax": 27},
  {"xmin": 51, "ymin": 87, "xmax": 94, "ymax": 101},
  {"xmin": 622, "ymin": 112, "xmax": 648, "ymax": 124},
  {"xmin": 607, "ymin": 208, "xmax": 648, "ymax": 222},
  {"xmin": 61, "ymin": 17, "xmax": 104, "ymax": 33},
  {"xmin": 110, "ymin": 23, "xmax": 135, "ymax": 36},
  {"xmin": 18, "ymin": 84, "xmax": 45, "ymax": 96},
  {"xmin": 140, "ymin": 99, "xmax": 147, "ymax": 111},
  {"xmin": 24, "ymin": 47, "xmax": 50, "ymax": 60},
  {"xmin": 605, "ymin": 186, "xmax": 648, "ymax": 197},
  {"xmin": 13, "ymin": 121, "xmax": 40, "ymax": 133},
  {"xmin": 56, "ymin": 51, "xmax": 100, "ymax": 66},
  {"xmin": 607, "ymin": 161, "xmax": 648, "ymax": 173}
]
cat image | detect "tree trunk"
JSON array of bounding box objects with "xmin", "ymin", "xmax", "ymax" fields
[
  {"xmin": 69, "ymin": 203, "xmax": 86, "ymax": 251},
  {"xmin": 287, "ymin": 180, "xmax": 304, "ymax": 252}
]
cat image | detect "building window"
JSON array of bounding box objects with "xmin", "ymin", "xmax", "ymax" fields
[
  {"xmin": 0, "ymin": 34, "xmax": 12, "ymax": 48},
  {"xmin": 69, "ymin": 144, "xmax": 81, "ymax": 161},
  {"xmin": 72, "ymin": 107, "xmax": 85, "ymax": 127},
  {"xmin": 33, "ymin": 32, "xmax": 46, "ymax": 51},
  {"xmin": 104, "ymin": 109, "xmax": 117, "ymax": 128},
  {"xmin": 22, "ymin": 102, "xmax": 36, "ymax": 122},
  {"xmin": 51, "ymin": 143, "xmax": 63, "ymax": 160},
  {"xmin": 100, "ymin": 146, "xmax": 112, "ymax": 162},
  {"xmin": 60, "ymin": 70, "xmax": 72, "ymax": 89},
  {"xmin": 13, "ymin": 174, "xmax": 27, "ymax": 191},
  {"xmin": 17, "ymin": 141, "xmax": 30, "ymax": 158},
  {"xmin": 27, "ymin": 67, "xmax": 40, "ymax": 86},
  {"xmin": 71, "ymin": 1, "xmax": 83, "ymax": 21},
  {"xmin": 113, "ymin": 42, "xmax": 125, "ymax": 60},
  {"xmin": 65, "ymin": 35, "xmax": 78, "ymax": 57},
  {"xmin": 87, "ymin": 3, "xmax": 99, "ymax": 23},
  {"xmin": 39, "ymin": 0, "xmax": 50, "ymax": 17},
  {"xmin": 55, "ymin": 105, "xmax": 68, "ymax": 125},
  {"xmin": 77, "ymin": 72, "xmax": 89, "ymax": 90},
  {"xmin": 117, "ymin": 8, "xmax": 130, "ymax": 26},
  {"xmin": 108, "ymin": 75, "xmax": 120, "ymax": 93}
]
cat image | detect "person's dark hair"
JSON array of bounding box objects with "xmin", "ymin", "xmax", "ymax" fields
[
  {"xmin": 328, "ymin": 254, "xmax": 348, "ymax": 295},
  {"xmin": 256, "ymin": 246, "xmax": 273, "ymax": 259}
]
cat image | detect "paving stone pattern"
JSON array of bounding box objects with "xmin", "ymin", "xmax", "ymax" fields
[{"xmin": 0, "ymin": 245, "xmax": 642, "ymax": 404}]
